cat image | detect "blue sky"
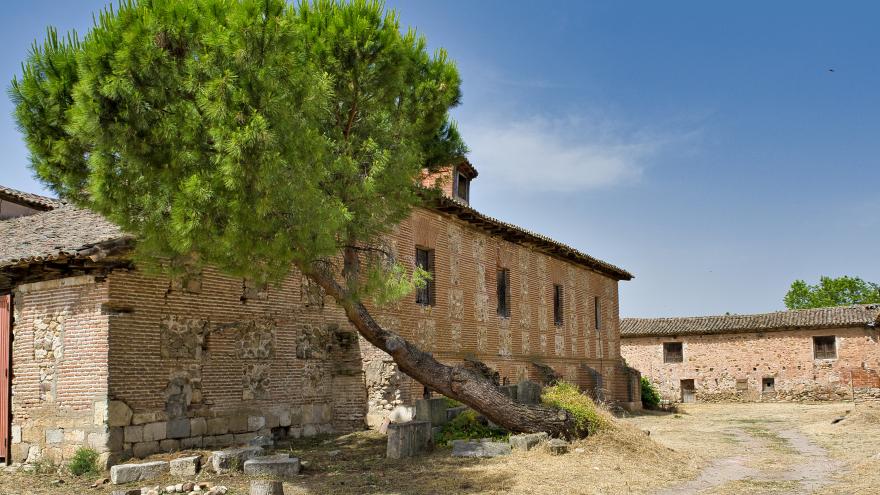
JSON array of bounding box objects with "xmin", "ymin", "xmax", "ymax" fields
[{"xmin": 2, "ymin": 1, "xmax": 879, "ymax": 317}]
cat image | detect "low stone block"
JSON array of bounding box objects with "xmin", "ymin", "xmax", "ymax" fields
[
  {"xmin": 250, "ymin": 479, "xmax": 283, "ymax": 495},
  {"xmin": 159, "ymin": 439, "xmax": 180, "ymax": 452},
  {"xmin": 509, "ymin": 432, "xmax": 549, "ymax": 451},
  {"xmin": 167, "ymin": 418, "xmax": 190, "ymax": 439},
  {"xmin": 451, "ymin": 439, "xmax": 511, "ymax": 458},
  {"xmin": 386, "ymin": 421, "xmax": 433, "ymax": 459},
  {"xmin": 278, "ymin": 411, "xmax": 291, "ymax": 427},
  {"xmin": 143, "ymin": 422, "xmax": 167, "ymax": 442},
  {"xmin": 415, "ymin": 398, "xmax": 449, "ymax": 426},
  {"xmin": 229, "ymin": 415, "xmax": 249, "ymax": 434},
  {"xmin": 181, "ymin": 436, "xmax": 204, "ymax": 450},
  {"xmin": 204, "ymin": 434, "xmax": 234, "ymax": 449},
  {"xmin": 170, "ymin": 455, "xmax": 202, "ymax": 476},
  {"xmin": 212, "ymin": 446, "xmax": 264, "ymax": 473},
  {"xmin": 516, "ymin": 380, "xmax": 542, "ymax": 405},
  {"xmin": 109, "ymin": 460, "xmax": 169, "ymax": 484},
  {"xmin": 11, "ymin": 425, "xmax": 21, "ymax": 444},
  {"xmin": 64, "ymin": 429, "xmax": 84, "ymax": 444},
  {"xmin": 243, "ymin": 455, "xmax": 301, "ymax": 479},
  {"xmin": 548, "ymin": 438, "xmax": 569, "ymax": 455}
]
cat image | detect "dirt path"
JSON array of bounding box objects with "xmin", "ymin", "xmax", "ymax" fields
[{"xmin": 627, "ymin": 403, "xmax": 865, "ymax": 495}]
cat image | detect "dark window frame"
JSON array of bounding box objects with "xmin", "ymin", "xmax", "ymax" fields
[
  {"xmin": 762, "ymin": 377, "xmax": 775, "ymax": 392},
  {"xmin": 663, "ymin": 342, "xmax": 683, "ymax": 363},
  {"xmin": 454, "ymin": 171, "xmax": 470, "ymax": 203},
  {"xmin": 813, "ymin": 335, "xmax": 837, "ymax": 360},
  {"xmin": 553, "ymin": 284, "xmax": 564, "ymax": 327},
  {"xmin": 415, "ymin": 247, "xmax": 436, "ymax": 306},
  {"xmin": 594, "ymin": 295, "xmax": 601, "ymax": 330},
  {"xmin": 496, "ymin": 268, "xmax": 511, "ymax": 318}
]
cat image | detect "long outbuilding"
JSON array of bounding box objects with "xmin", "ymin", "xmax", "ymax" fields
[{"xmin": 621, "ymin": 305, "xmax": 880, "ymax": 403}]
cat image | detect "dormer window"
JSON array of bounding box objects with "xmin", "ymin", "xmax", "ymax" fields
[{"xmin": 454, "ymin": 171, "xmax": 470, "ymax": 203}]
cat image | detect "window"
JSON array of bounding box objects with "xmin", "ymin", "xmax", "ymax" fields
[
  {"xmin": 455, "ymin": 172, "xmax": 470, "ymax": 202},
  {"xmin": 663, "ymin": 342, "xmax": 683, "ymax": 363},
  {"xmin": 553, "ymin": 284, "xmax": 564, "ymax": 326},
  {"xmin": 762, "ymin": 377, "xmax": 775, "ymax": 392},
  {"xmin": 496, "ymin": 268, "xmax": 511, "ymax": 317},
  {"xmin": 735, "ymin": 378, "xmax": 749, "ymax": 392},
  {"xmin": 813, "ymin": 336, "xmax": 837, "ymax": 359},
  {"xmin": 415, "ymin": 247, "xmax": 435, "ymax": 306},
  {"xmin": 594, "ymin": 296, "xmax": 601, "ymax": 330}
]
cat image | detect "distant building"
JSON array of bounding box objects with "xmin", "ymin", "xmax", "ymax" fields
[
  {"xmin": 0, "ymin": 164, "xmax": 637, "ymax": 466},
  {"xmin": 621, "ymin": 306, "xmax": 880, "ymax": 403}
]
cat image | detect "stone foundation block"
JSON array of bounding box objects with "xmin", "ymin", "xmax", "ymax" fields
[
  {"xmin": 517, "ymin": 381, "xmax": 542, "ymax": 405},
  {"xmin": 124, "ymin": 425, "xmax": 144, "ymax": 444},
  {"xmin": 170, "ymin": 455, "xmax": 202, "ymax": 476},
  {"xmin": 212, "ymin": 446, "xmax": 264, "ymax": 474},
  {"xmin": 45, "ymin": 428, "xmax": 63, "ymax": 444},
  {"xmin": 415, "ymin": 398, "xmax": 449, "ymax": 426},
  {"xmin": 143, "ymin": 422, "xmax": 167, "ymax": 442},
  {"xmin": 548, "ymin": 438, "xmax": 569, "ymax": 455},
  {"xmin": 204, "ymin": 434, "xmax": 234, "ymax": 448},
  {"xmin": 509, "ymin": 432, "xmax": 548, "ymax": 451},
  {"xmin": 250, "ymin": 479, "xmax": 283, "ymax": 495},
  {"xmin": 167, "ymin": 418, "xmax": 190, "ymax": 439},
  {"xmin": 190, "ymin": 418, "xmax": 207, "ymax": 437},
  {"xmin": 108, "ymin": 401, "xmax": 133, "ymax": 427},
  {"xmin": 248, "ymin": 416, "xmax": 266, "ymax": 432},
  {"xmin": 386, "ymin": 421, "xmax": 432, "ymax": 459},
  {"xmin": 278, "ymin": 411, "xmax": 291, "ymax": 427},
  {"xmin": 109, "ymin": 460, "xmax": 169, "ymax": 484},
  {"xmin": 243, "ymin": 455, "xmax": 301, "ymax": 478},
  {"xmin": 451, "ymin": 439, "xmax": 511, "ymax": 458},
  {"xmin": 132, "ymin": 441, "xmax": 159, "ymax": 459},
  {"xmin": 181, "ymin": 436, "xmax": 204, "ymax": 450},
  {"xmin": 229, "ymin": 415, "xmax": 249, "ymax": 434},
  {"xmin": 159, "ymin": 439, "xmax": 180, "ymax": 452},
  {"xmin": 206, "ymin": 418, "xmax": 229, "ymax": 436}
]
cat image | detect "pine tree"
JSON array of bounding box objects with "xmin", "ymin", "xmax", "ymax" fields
[{"xmin": 12, "ymin": 0, "xmax": 578, "ymax": 437}]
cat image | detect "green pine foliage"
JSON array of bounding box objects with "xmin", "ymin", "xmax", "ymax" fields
[
  {"xmin": 640, "ymin": 376, "xmax": 661, "ymax": 409},
  {"xmin": 11, "ymin": 0, "xmax": 466, "ymax": 304},
  {"xmin": 784, "ymin": 276, "xmax": 880, "ymax": 309},
  {"xmin": 541, "ymin": 381, "xmax": 611, "ymax": 436}
]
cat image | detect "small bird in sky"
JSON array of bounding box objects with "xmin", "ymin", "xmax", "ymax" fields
[{"xmin": 828, "ymin": 68, "xmax": 835, "ymax": 72}]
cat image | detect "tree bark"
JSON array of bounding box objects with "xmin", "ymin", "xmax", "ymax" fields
[{"xmin": 302, "ymin": 249, "xmax": 578, "ymax": 439}]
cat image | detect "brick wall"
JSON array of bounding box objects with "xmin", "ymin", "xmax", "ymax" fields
[
  {"xmin": 8, "ymin": 276, "xmax": 112, "ymax": 465},
  {"xmin": 621, "ymin": 326, "xmax": 880, "ymax": 403}
]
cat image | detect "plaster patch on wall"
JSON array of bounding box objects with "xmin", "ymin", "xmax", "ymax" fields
[
  {"xmin": 540, "ymin": 334, "xmax": 548, "ymax": 355},
  {"xmin": 518, "ymin": 249, "xmax": 532, "ymax": 354},
  {"xmin": 302, "ymin": 361, "xmax": 329, "ymax": 399},
  {"xmin": 235, "ymin": 320, "xmax": 276, "ymax": 359},
  {"xmin": 415, "ymin": 319, "xmax": 436, "ymax": 352},
  {"xmin": 301, "ymin": 275, "xmax": 325, "ymax": 308},
  {"xmin": 296, "ymin": 323, "xmax": 334, "ymax": 359},
  {"xmin": 555, "ymin": 332, "xmax": 565, "ymax": 357},
  {"xmin": 448, "ymin": 289, "xmax": 464, "ymax": 321},
  {"xmin": 499, "ymin": 318, "xmax": 512, "ymax": 357},
  {"xmin": 477, "ymin": 326, "xmax": 488, "ymax": 353},
  {"xmin": 34, "ymin": 313, "xmax": 65, "ymax": 402},
  {"xmin": 450, "ymin": 322, "xmax": 462, "ymax": 352}
]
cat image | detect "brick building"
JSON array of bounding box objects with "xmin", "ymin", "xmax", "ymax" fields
[
  {"xmin": 0, "ymin": 166, "xmax": 637, "ymax": 466},
  {"xmin": 621, "ymin": 305, "xmax": 880, "ymax": 403}
]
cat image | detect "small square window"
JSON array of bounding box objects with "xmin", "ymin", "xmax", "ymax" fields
[
  {"xmin": 663, "ymin": 342, "xmax": 683, "ymax": 363},
  {"xmin": 553, "ymin": 284, "xmax": 564, "ymax": 327},
  {"xmin": 415, "ymin": 247, "xmax": 435, "ymax": 306},
  {"xmin": 736, "ymin": 378, "xmax": 749, "ymax": 392},
  {"xmin": 496, "ymin": 268, "xmax": 511, "ymax": 317},
  {"xmin": 813, "ymin": 336, "xmax": 836, "ymax": 359},
  {"xmin": 762, "ymin": 377, "xmax": 775, "ymax": 392}
]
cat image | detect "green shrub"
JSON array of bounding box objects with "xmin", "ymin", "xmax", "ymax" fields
[
  {"xmin": 443, "ymin": 396, "xmax": 463, "ymax": 409},
  {"xmin": 640, "ymin": 376, "xmax": 662, "ymax": 409},
  {"xmin": 541, "ymin": 381, "xmax": 611, "ymax": 436},
  {"xmin": 68, "ymin": 447, "xmax": 100, "ymax": 476},
  {"xmin": 437, "ymin": 409, "xmax": 508, "ymax": 444}
]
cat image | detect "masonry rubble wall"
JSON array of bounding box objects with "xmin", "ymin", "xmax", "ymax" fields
[
  {"xmin": 8, "ymin": 275, "xmax": 113, "ymax": 465},
  {"xmin": 622, "ymin": 326, "xmax": 880, "ymax": 403}
]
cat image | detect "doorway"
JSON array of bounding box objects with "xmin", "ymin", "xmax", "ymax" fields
[
  {"xmin": 680, "ymin": 379, "xmax": 696, "ymax": 403},
  {"xmin": 0, "ymin": 295, "xmax": 10, "ymax": 463}
]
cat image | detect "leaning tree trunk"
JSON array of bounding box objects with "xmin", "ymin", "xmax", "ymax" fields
[{"xmin": 302, "ymin": 248, "xmax": 578, "ymax": 439}]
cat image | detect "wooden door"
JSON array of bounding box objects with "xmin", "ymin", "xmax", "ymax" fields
[
  {"xmin": 680, "ymin": 379, "xmax": 695, "ymax": 403},
  {"xmin": 0, "ymin": 295, "xmax": 10, "ymax": 462}
]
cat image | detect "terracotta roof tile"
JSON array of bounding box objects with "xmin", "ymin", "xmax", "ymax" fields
[
  {"xmin": 0, "ymin": 185, "xmax": 64, "ymax": 210},
  {"xmin": 621, "ymin": 305, "xmax": 880, "ymax": 337}
]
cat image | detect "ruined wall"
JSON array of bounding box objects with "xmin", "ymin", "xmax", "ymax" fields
[
  {"xmin": 361, "ymin": 209, "xmax": 633, "ymax": 417},
  {"xmin": 8, "ymin": 276, "xmax": 113, "ymax": 465},
  {"xmin": 621, "ymin": 326, "xmax": 880, "ymax": 403},
  {"xmin": 105, "ymin": 268, "xmax": 366, "ymax": 461}
]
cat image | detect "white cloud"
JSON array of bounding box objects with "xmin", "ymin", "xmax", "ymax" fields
[{"xmin": 461, "ymin": 114, "xmax": 668, "ymax": 192}]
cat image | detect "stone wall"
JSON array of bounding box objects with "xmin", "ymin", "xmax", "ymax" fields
[
  {"xmin": 105, "ymin": 267, "xmax": 366, "ymax": 462},
  {"xmin": 8, "ymin": 275, "xmax": 113, "ymax": 465},
  {"xmin": 621, "ymin": 326, "xmax": 880, "ymax": 403}
]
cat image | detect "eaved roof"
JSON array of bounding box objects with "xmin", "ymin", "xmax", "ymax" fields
[
  {"xmin": 621, "ymin": 305, "xmax": 880, "ymax": 338},
  {"xmin": 0, "ymin": 205, "xmax": 127, "ymax": 269},
  {"xmin": 0, "ymin": 185, "xmax": 64, "ymax": 210},
  {"xmin": 0, "ymin": 187, "xmax": 632, "ymax": 282}
]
